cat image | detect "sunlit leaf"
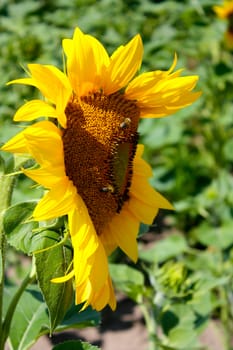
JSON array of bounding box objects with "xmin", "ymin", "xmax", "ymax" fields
[
  {"xmin": 139, "ymin": 233, "xmax": 188, "ymax": 263},
  {"xmin": 163, "ymin": 304, "xmax": 199, "ymax": 349},
  {"xmin": 109, "ymin": 263, "xmax": 144, "ymax": 302},
  {"xmin": 3, "ymin": 201, "xmax": 38, "ymax": 254},
  {"xmin": 192, "ymin": 221, "xmax": 233, "ymax": 249}
]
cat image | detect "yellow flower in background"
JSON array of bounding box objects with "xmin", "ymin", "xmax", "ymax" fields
[
  {"xmin": 213, "ymin": 0, "xmax": 233, "ymax": 19},
  {"xmin": 213, "ymin": 1, "xmax": 233, "ymax": 48},
  {"xmin": 2, "ymin": 27, "xmax": 200, "ymax": 311}
]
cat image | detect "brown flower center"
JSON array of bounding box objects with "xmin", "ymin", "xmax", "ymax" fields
[{"xmin": 62, "ymin": 91, "xmax": 140, "ymax": 234}]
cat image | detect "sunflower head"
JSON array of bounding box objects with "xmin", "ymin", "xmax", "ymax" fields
[
  {"xmin": 62, "ymin": 91, "xmax": 140, "ymax": 234},
  {"xmin": 1, "ymin": 27, "xmax": 201, "ymax": 311}
]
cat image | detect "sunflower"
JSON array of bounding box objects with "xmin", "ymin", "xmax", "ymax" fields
[
  {"xmin": 213, "ymin": 0, "xmax": 233, "ymax": 19},
  {"xmin": 2, "ymin": 27, "xmax": 201, "ymax": 311},
  {"xmin": 213, "ymin": 1, "xmax": 233, "ymax": 48}
]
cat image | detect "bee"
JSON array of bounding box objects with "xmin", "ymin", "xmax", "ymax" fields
[
  {"xmin": 120, "ymin": 117, "xmax": 131, "ymax": 129},
  {"xmin": 100, "ymin": 184, "xmax": 114, "ymax": 193}
]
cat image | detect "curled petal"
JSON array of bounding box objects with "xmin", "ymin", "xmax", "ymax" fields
[
  {"xmin": 125, "ymin": 56, "xmax": 201, "ymax": 118},
  {"xmin": 52, "ymin": 269, "xmax": 75, "ymax": 283}
]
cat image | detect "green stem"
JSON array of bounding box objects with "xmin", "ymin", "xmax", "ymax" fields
[
  {"xmin": 0, "ymin": 174, "xmax": 15, "ymax": 339},
  {"xmin": 0, "ymin": 272, "xmax": 36, "ymax": 349},
  {"xmin": 220, "ymin": 286, "xmax": 232, "ymax": 349},
  {"xmin": 140, "ymin": 302, "xmax": 158, "ymax": 350}
]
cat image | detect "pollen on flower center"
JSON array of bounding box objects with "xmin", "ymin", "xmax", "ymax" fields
[{"xmin": 62, "ymin": 92, "xmax": 140, "ymax": 234}]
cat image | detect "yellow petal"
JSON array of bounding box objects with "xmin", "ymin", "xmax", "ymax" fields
[
  {"xmin": 24, "ymin": 166, "xmax": 65, "ymax": 189},
  {"xmin": 68, "ymin": 198, "xmax": 98, "ymax": 247},
  {"xmin": 103, "ymin": 34, "xmax": 143, "ymax": 95},
  {"xmin": 131, "ymin": 168, "xmax": 173, "ymax": 211},
  {"xmin": 1, "ymin": 129, "xmax": 29, "ymax": 154},
  {"xmin": 133, "ymin": 145, "xmax": 153, "ymax": 178},
  {"xmin": 125, "ymin": 56, "xmax": 201, "ymax": 118},
  {"xmin": 63, "ymin": 27, "xmax": 110, "ymax": 96},
  {"xmin": 75, "ymin": 264, "xmax": 116, "ymax": 311},
  {"xmin": 107, "ymin": 207, "xmax": 139, "ymax": 262},
  {"xmin": 99, "ymin": 227, "xmax": 118, "ymax": 256},
  {"xmin": 106, "ymin": 276, "xmax": 117, "ymax": 310},
  {"xmin": 51, "ymin": 269, "xmax": 75, "ymax": 283},
  {"xmin": 90, "ymin": 284, "xmax": 110, "ymax": 311},
  {"xmin": 9, "ymin": 65, "xmax": 72, "ymax": 123},
  {"xmin": 13, "ymin": 100, "xmax": 58, "ymax": 121},
  {"xmin": 69, "ymin": 202, "xmax": 99, "ymax": 287},
  {"xmin": 52, "ymin": 198, "xmax": 116, "ymax": 311},
  {"xmin": 69, "ymin": 202, "xmax": 113, "ymax": 310},
  {"xmin": 127, "ymin": 144, "xmax": 173, "ymax": 224},
  {"xmin": 1, "ymin": 120, "xmax": 62, "ymax": 156},
  {"xmin": 75, "ymin": 280, "xmax": 92, "ymax": 306},
  {"xmin": 7, "ymin": 77, "xmax": 37, "ymax": 87},
  {"xmin": 139, "ymin": 91, "xmax": 202, "ymax": 118},
  {"xmin": 33, "ymin": 178, "xmax": 77, "ymax": 221},
  {"xmin": 85, "ymin": 240, "xmax": 109, "ymax": 293},
  {"xmin": 125, "ymin": 70, "xmax": 168, "ymax": 99},
  {"xmin": 22, "ymin": 121, "xmax": 63, "ymax": 167},
  {"xmin": 90, "ymin": 276, "xmax": 115, "ymax": 311},
  {"xmin": 27, "ymin": 64, "xmax": 70, "ymax": 100},
  {"xmin": 127, "ymin": 193, "xmax": 159, "ymax": 225},
  {"xmin": 23, "ymin": 64, "xmax": 71, "ymax": 127},
  {"xmin": 89, "ymin": 240, "xmax": 109, "ymax": 289}
]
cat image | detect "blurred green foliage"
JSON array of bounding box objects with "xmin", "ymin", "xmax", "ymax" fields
[{"xmin": 1, "ymin": 0, "xmax": 233, "ymax": 349}]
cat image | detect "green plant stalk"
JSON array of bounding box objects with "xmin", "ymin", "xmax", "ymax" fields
[
  {"xmin": 0, "ymin": 173, "xmax": 15, "ymax": 339},
  {"xmin": 220, "ymin": 286, "xmax": 232, "ymax": 350},
  {"xmin": 0, "ymin": 272, "xmax": 36, "ymax": 349},
  {"xmin": 140, "ymin": 302, "xmax": 158, "ymax": 350}
]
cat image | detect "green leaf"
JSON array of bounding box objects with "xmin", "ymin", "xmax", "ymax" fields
[
  {"xmin": 109, "ymin": 263, "xmax": 144, "ymax": 302},
  {"xmin": 139, "ymin": 234, "xmax": 188, "ymax": 263},
  {"xmin": 160, "ymin": 310, "xmax": 179, "ymax": 335},
  {"xmin": 189, "ymin": 289, "xmax": 213, "ymax": 316},
  {"xmin": 57, "ymin": 304, "xmax": 100, "ymax": 331},
  {"xmin": 163, "ymin": 304, "xmax": 199, "ymax": 349},
  {"xmin": 168, "ymin": 326, "xmax": 199, "ymax": 349},
  {"xmin": 52, "ymin": 340, "xmax": 100, "ymax": 350},
  {"xmin": 3, "ymin": 201, "xmax": 38, "ymax": 254},
  {"xmin": 35, "ymin": 231, "xmax": 73, "ymax": 333},
  {"xmin": 192, "ymin": 221, "xmax": 233, "ymax": 249},
  {"xmin": 109, "ymin": 263, "xmax": 144, "ymax": 285},
  {"xmin": 223, "ymin": 138, "xmax": 233, "ymax": 161},
  {"xmin": 138, "ymin": 223, "xmax": 149, "ymax": 237},
  {"xmin": 185, "ymin": 250, "xmax": 221, "ymax": 272},
  {"xmin": 4, "ymin": 285, "xmax": 48, "ymax": 350},
  {"xmin": 3, "ymin": 202, "xmax": 66, "ymax": 256}
]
